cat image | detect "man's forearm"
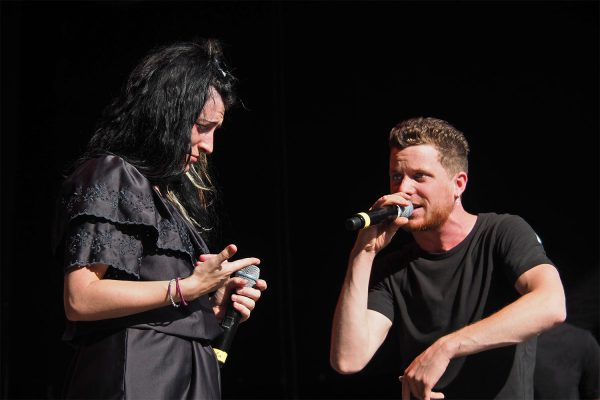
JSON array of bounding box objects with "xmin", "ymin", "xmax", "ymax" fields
[
  {"xmin": 330, "ymin": 250, "xmax": 389, "ymax": 374},
  {"xmin": 441, "ymin": 265, "xmax": 566, "ymax": 359}
]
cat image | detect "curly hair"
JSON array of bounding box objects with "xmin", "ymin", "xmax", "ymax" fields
[{"xmin": 389, "ymin": 117, "xmax": 470, "ymax": 175}]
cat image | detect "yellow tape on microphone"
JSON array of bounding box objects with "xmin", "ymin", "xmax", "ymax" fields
[{"xmin": 357, "ymin": 212, "xmax": 371, "ymax": 229}]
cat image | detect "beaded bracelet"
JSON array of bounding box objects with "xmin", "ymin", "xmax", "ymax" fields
[
  {"xmin": 167, "ymin": 278, "xmax": 180, "ymax": 308},
  {"xmin": 175, "ymin": 277, "xmax": 188, "ymax": 306}
]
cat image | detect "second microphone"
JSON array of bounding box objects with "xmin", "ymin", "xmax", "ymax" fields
[
  {"xmin": 345, "ymin": 203, "xmax": 413, "ymax": 231},
  {"xmin": 212, "ymin": 264, "xmax": 260, "ymax": 367}
]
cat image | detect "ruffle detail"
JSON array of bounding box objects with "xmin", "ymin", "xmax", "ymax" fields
[
  {"xmin": 53, "ymin": 155, "xmax": 198, "ymax": 274},
  {"xmin": 64, "ymin": 219, "xmax": 145, "ymax": 277}
]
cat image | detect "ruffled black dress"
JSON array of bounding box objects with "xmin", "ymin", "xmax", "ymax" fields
[{"xmin": 52, "ymin": 155, "xmax": 223, "ymax": 399}]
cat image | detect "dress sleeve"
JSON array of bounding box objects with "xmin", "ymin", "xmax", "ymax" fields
[
  {"xmin": 63, "ymin": 219, "xmax": 146, "ymax": 276},
  {"xmin": 53, "ymin": 155, "xmax": 158, "ymax": 277}
]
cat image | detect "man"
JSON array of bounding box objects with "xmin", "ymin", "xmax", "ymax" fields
[
  {"xmin": 534, "ymin": 322, "xmax": 600, "ymax": 399},
  {"xmin": 330, "ymin": 117, "xmax": 566, "ymax": 399}
]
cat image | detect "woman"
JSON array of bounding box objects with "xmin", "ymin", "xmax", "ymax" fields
[{"xmin": 52, "ymin": 39, "xmax": 267, "ymax": 399}]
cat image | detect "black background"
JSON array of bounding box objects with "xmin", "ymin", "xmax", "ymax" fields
[{"xmin": 1, "ymin": 1, "xmax": 598, "ymax": 399}]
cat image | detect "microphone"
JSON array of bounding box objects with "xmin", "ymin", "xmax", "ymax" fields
[
  {"xmin": 345, "ymin": 203, "xmax": 413, "ymax": 231},
  {"xmin": 212, "ymin": 264, "xmax": 260, "ymax": 367}
]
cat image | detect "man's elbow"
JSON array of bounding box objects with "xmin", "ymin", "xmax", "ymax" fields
[
  {"xmin": 550, "ymin": 295, "xmax": 567, "ymax": 327},
  {"xmin": 542, "ymin": 290, "xmax": 567, "ymax": 330},
  {"xmin": 528, "ymin": 265, "xmax": 567, "ymax": 330},
  {"xmin": 330, "ymin": 353, "xmax": 367, "ymax": 375}
]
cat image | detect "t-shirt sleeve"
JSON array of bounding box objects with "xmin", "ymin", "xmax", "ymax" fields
[
  {"xmin": 580, "ymin": 331, "xmax": 600, "ymax": 399},
  {"xmin": 494, "ymin": 214, "xmax": 555, "ymax": 284},
  {"xmin": 367, "ymin": 253, "xmax": 397, "ymax": 323}
]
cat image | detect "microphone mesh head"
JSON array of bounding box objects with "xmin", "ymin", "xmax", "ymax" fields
[
  {"xmin": 234, "ymin": 265, "xmax": 260, "ymax": 287},
  {"xmin": 400, "ymin": 202, "xmax": 414, "ymax": 218}
]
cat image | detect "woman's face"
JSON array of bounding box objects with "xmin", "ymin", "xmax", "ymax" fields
[{"xmin": 186, "ymin": 87, "xmax": 225, "ymax": 171}]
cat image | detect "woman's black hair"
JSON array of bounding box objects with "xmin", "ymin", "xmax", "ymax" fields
[{"xmin": 81, "ymin": 38, "xmax": 237, "ymax": 243}]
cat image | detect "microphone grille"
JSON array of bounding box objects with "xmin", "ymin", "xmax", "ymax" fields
[
  {"xmin": 234, "ymin": 265, "xmax": 260, "ymax": 287},
  {"xmin": 400, "ymin": 202, "xmax": 414, "ymax": 218}
]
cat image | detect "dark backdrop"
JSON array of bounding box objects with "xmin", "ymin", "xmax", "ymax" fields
[{"xmin": 1, "ymin": 1, "xmax": 598, "ymax": 399}]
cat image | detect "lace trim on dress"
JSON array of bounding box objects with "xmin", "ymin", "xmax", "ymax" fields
[
  {"xmin": 63, "ymin": 220, "xmax": 145, "ymax": 276},
  {"xmin": 62, "ymin": 183, "xmax": 155, "ymax": 225},
  {"xmin": 55, "ymin": 156, "xmax": 199, "ymax": 274},
  {"xmin": 157, "ymin": 218, "xmax": 195, "ymax": 259}
]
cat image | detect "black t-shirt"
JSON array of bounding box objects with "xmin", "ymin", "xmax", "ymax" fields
[
  {"xmin": 534, "ymin": 323, "xmax": 600, "ymax": 399},
  {"xmin": 368, "ymin": 213, "xmax": 554, "ymax": 399}
]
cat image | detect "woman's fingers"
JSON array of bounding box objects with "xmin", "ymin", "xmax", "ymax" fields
[
  {"xmin": 254, "ymin": 279, "xmax": 267, "ymax": 291},
  {"xmin": 231, "ymin": 294, "xmax": 256, "ymax": 322},
  {"xmin": 215, "ymin": 244, "xmax": 237, "ymax": 266},
  {"xmin": 227, "ymin": 277, "xmax": 267, "ymax": 322},
  {"xmin": 198, "ymin": 253, "xmax": 216, "ymax": 262},
  {"xmin": 197, "ymin": 245, "xmax": 259, "ymax": 276}
]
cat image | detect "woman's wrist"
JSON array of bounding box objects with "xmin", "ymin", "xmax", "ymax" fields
[
  {"xmin": 166, "ymin": 278, "xmax": 179, "ymax": 307},
  {"xmin": 178, "ymin": 275, "xmax": 210, "ymax": 303},
  {"xmin": 166, "ymin": 277, "xmax": 195, "ymax": 307}
]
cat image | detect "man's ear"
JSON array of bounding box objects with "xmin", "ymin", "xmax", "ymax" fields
[{"xmin": 454, "ymin": 171, "xmax": 468, "ymax": 199}]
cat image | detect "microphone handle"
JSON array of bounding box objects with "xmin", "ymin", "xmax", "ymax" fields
[
  {"xmin": 211, "ymin": 264, "xmax": 260, "ymax": 367},
  {"xmin": 345, "ymin": 205, "xmax": 399, "ymax": 231},
  {"xmin": 362, "ymin": 205, "xmax": 399, "ymax": 225},
  {"xmin": 213, "ymin": 306, "xmax": 242, "ymax": 367},
  {"xmin": 213, "ymin": 307, "xmax": 241, "ymax": 357}
]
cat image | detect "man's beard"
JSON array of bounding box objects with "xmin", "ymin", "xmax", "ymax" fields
[{"xmin": 410, "ymin": 201, "xmax": 454, "ymax": 232}]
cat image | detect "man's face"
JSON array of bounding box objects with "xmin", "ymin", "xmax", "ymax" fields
[{"xmin": 389, "ymin": 144, "xmax": 457, "ymax": 231}]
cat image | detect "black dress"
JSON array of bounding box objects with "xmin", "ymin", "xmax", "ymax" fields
[{"xmin": 52, "ymin": 155, "xmax": 223, "ymax": 399}]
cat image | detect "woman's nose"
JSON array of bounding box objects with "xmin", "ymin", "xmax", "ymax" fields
[{"xmin": 197, "ymin": 132, "xmax": 214, "ymax": 154}]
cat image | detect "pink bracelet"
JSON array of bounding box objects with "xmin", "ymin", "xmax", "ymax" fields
[{"xmin": 175, "ymin": 277, "xmax": 188, "ymax": 306}]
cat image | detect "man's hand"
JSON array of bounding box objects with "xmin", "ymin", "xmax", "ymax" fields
[
  {"xmin": 400, "ymin": 338, "xmax": 451, "ymax": 400},
  {"xmin": 352, "ymin": 194, "xmax": 411, "ymax": 255}
]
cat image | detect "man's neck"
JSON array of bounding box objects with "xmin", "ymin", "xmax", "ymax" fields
[{"xmin": 412, "ymin": 208, "xmax": 478, "ymax": 254}]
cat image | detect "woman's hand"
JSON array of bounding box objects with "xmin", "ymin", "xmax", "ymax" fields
[
  {"xmin": 182, "ymin": 244, "xmax": 260, "ymax": 302},
  {"xmin": 188, "ymin": 244, "xmax": 267, "ymax": 322},
  {"xmin": 211, "ymin": 274, "xmax": 267, "ymax": 323}
]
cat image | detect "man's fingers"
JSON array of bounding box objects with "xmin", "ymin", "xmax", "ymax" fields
[
  {"xmin": 400, "ymin": 376, "xmax": 410, "ymax": 400},
  {"xmin": 399, "ymin": 376, "xmax": 445, "ymax": 400}
]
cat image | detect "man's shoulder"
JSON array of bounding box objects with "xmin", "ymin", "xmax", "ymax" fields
[
  {"xmin": 477, "ymin": 212, "xmax": 523, "ymax": 226},
  {"xmin": 475, "ymin": 212, "xmax": 534, "ymax": 238}
]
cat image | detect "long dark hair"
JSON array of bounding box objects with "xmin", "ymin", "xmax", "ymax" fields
[{"xmin": 82, "ymin": 38, "xmax": 237, "ymax": 243}]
